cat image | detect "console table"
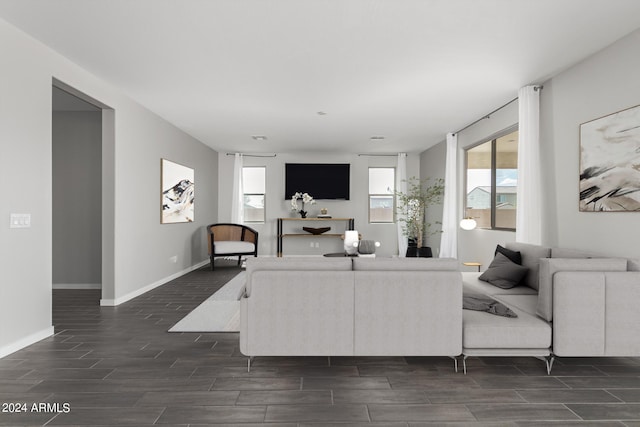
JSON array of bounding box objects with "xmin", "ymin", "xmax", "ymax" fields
[{"xmin": 277, "ymin": 217, "xmax": 355, "ymax": 257}]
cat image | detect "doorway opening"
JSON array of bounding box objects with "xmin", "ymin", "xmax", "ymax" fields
[{"xmin": 52, "ymin": 79, "xmax": 114, "ymax": 307}]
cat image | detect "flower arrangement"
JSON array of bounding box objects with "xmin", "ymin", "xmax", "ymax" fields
[{"xmin": 290, "ymin": 192, "xmax": 316, "ymax": 218}]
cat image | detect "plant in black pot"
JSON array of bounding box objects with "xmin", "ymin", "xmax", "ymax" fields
[{"xmin": 395, "ymin": 176, "xmax": 444, "ymax": 257}]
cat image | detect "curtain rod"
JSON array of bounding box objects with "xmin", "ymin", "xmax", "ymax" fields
[
  {"xmin": 225, "ymin": 153, "xmax": 277, "ymax": 158},
  {"xmin": 453, "ymin": 85, "xmax": 542, "ymax": 135},
  {"xmin": 357, "ymin": 153, "xmax": 398, "ymax": 157}
]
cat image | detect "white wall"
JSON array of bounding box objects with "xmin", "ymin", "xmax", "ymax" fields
[
  {"xmin": 420, "ymin": 28, "xmax": 640, "ymax": 268},
  {"xmin": 218, "ymin": 152, "xmax": 420, "ymax": 257},
  {"xmin": 52, "ymin": 111, "xmax": 102, "ymax": 288},
  {"xmin": 540, "ymin": 28, "xmax": 640, "ymax": 258},
  {"xmin": 0, "ymin": 17, "xmax": 218, "ymax": 356}
]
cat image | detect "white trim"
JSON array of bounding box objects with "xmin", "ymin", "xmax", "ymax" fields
[
  {"xmin": 100, "ymin": 260, "xmax": 210, "ymax": 306},
  {"xmin": 53, "ymin": 283, "xmax": 102, "ymax": 290},
  {"xmin": 0, "ymin": 326, "xmax": 55, "ymax": 358}
]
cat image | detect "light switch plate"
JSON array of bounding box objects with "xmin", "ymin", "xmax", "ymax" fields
[{"xmin": 10, "ymin": 213, "xmax": 31, "ymax": 228}]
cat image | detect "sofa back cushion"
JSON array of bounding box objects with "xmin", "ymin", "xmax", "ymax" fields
[
  {"xmin": 352, "ymin": 257, "xmax": 459, "ymax": 271},
  {"xmin": 551, "ymin": 247, "xmax": 596, "ymax": 258},
  {"xmin": 245, "ymin": 257, "xmax": 352, "ymax": 295},
  {"xmin": 504, "ymin": 242, "xmax": 551, "ymax": 291},
  {"xmin": 537, "ymin": 257, "xmax": 628, "ymax": 322}
]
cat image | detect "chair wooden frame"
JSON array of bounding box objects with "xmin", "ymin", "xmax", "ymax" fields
[{"xmin": 207, "ymin": 223, "xmax": 258, "ymax": 270}]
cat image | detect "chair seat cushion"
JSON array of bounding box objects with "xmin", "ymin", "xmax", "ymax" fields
[{"xmin": 214, "ymin": 241, "xmax": 255, "ymax": 254}]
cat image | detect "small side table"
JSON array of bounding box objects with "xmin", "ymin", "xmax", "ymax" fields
[{"xmin": 463, "ymin": 262, "xmax": 482, "ymax": 272}]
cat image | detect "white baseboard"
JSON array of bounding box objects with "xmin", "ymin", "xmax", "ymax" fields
[
  {"xmin": 53, "ymin": 283, "xmax": 102, "ymax": 290},
  {"xmin": 100, "ymin": 260, "xmax": 210, "ymax": 306},
  {"xmin": 0, "ymin": 326, "xmax": 55, "ymax": 359}
]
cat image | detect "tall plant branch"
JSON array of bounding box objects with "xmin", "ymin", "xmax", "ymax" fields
[{"xmin": 395, "ymin": 177, "xmax": 445, "ymax": 248}]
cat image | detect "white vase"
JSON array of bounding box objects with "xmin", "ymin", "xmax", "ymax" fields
[{"xmin": 344, "ymin": 230, "xmax": 359, "ymax": 255}]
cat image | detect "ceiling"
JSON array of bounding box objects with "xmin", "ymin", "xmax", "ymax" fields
[{"xmin": 2, "ymin": 1, "xmax": 640, "ymax": 154}]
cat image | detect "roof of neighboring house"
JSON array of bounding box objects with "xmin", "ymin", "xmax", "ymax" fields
[{"xmin": 470, "ymin": 186, "xmax": 518, "ymax": 194}]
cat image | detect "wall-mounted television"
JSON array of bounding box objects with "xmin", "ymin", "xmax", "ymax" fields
[{"xmin": 285, "ymin": 163, "xmax": 350, "ymax": 200}]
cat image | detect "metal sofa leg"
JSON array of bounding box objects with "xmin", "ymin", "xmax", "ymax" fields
[
  {"xmin": 545, "ymin": 355, "xmax": 555, "ymax": 375},
  {"xmin": 462, "ymin": 355, "xmax": 468, "ymax": 375},
  {"xmin": 247, "ymin": 356, "xmax": 254, "ymax": 373},
  {"xmin": 534, "ymin": 354, "xmax": 555, "ymax": 375},
  {"xmin": 450, "ymin": 356, "xmax": 459, "ymax": 373}
]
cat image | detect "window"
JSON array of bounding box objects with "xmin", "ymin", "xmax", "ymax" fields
[
  {"xmin": 242, "ymin": 167, "xmax": 266, "ymax": 223},
  {"xmin": 465, "ymin": 129, "xmax": 518, "ymax": 230},
  {"xmin": 368, "ymin": 167, "xmax": 395, "ymax": 223}
]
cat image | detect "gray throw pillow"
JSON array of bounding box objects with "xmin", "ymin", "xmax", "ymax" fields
[
  {"xmin": 495, "ymin": 244, "xmax": 522, "ymax": 265},
  {"xmin": 479, "ymin": 252, "xmax": 529, "ymax": 289}
]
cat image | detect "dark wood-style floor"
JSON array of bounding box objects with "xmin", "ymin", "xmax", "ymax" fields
[{"xmin": 2, "ymin": 262, "xmax": 640, "ymax": 426}]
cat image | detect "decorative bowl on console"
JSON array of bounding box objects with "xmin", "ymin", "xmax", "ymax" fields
[{"xmin": 303, "ymin": 226, "xmax": 331, "ymax": 235}]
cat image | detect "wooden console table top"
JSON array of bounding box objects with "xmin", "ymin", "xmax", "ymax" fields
[
  {"xmin": 277, "ymin": 217, "xmax": 354, "ymax": 256},
  {"xmin": 279, "ymin": 217, "xmax": 353, "ymax": 221}
]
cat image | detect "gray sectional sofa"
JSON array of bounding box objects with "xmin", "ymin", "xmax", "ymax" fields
[
  {"xmin": 240, "ymin": 256, "xmax": 462, "ymax": 370},
  {"xmin": 239, "ymin": 245, "xmax": 640, "ymax": 373}
]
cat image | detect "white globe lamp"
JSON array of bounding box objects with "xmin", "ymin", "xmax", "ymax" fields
[{"xmin": 460, "ymin": 217, "xmax": 477, "ymax": 231}]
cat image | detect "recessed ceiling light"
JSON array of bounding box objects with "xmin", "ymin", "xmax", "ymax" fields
[
  {"xmin": 251, "ymin": 135, "xmax": 267, "ymax": 141},
  {"xmin": 370, "ymin": 136, "xmax": 385, "ymax": 141}
]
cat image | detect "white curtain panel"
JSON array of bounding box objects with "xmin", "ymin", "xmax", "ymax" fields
[
  {"xmin": 396, "ymin": 152, "xmax": 408, "ymax": 257},
  {"xmin": 516, "ymin": 86, "xmax": 542, "ymax": 244},
  {"xmin": 439, "ymin": 133, "xmax": 458, "ymax": 258},
  {"xmin": 230, "ymin": 153, "xmax": 244, "ymax": 224}
]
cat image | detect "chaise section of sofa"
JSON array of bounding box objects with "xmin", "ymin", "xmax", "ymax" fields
[
  {"xmin": 461, "ymin": 243, "xmax": 553, "ymax": 373},
  {"xmin": 461, "ymin": 241, "xmax": 640, "ymax": 373}
]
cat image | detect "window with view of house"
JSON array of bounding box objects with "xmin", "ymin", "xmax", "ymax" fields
[
  {"xmin": 368, "ymin": 167, "xmax": 395, "ymax": 223},
  {"xmin": 465, "ymin": 129, "xmax": 518, "ymax": 230},
  {"xmin": 242, "ymin": 167, "xmax": 266, "ymax": 223}
]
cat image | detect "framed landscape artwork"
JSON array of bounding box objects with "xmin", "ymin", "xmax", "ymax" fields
[
  {"xmin": 579, "ymin": 104, "xmax": 640, "ymax": 212},
  {"xmin": 161, "ymin": 159, "xmax": 195, "ymax": 223}
]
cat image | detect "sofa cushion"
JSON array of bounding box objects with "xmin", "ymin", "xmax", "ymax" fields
[
  {"xmin": 504, "ymin": 242, "xmax": 551, "ymax": 290},
  {"xmin": 214, "ymin": 241, "xmax": 255, "ymax": 254},
  {"xmin": 462, "ymin": 272, "xmax": 537, "ymax": 297},
  {"xmin": 496, "ymin": 244, "xmax": 522, "ymax": 265},
  {"xmin": 463, "ymin": 300, "xmax": 551, "ymax": 350},
  {"xmin": 245, "ymin": 257, "xmax": 352, "ymax": 295},
  {"xmin": 537, "ymin": 257, "xmax": 628, "ymax": 322},
  {"xmin": 494, "ymin": 294, "xmax": 539, "ymax": 316},
  {"xmin": 352, "ymin": 257, "xmax": 459, "ymax": 271},
  {"xmin": 479, "ymin": 253, "xmax": 528, "ymax": 289},
  {"xmin": 551, "ymin": 247, "xmax": 596, "ymax": 258}
]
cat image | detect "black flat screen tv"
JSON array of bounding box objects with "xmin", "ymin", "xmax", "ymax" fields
[{"xmin": 285, "ymin": 163, "xmax": 350, "ymax": 200}]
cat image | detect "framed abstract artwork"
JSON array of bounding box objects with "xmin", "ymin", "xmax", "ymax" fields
[
  {"xmin": 579, "ymin": 104, "xmax": 640, "ymax": 211},
  {"xmin": 161, "ymin": 159, "xmax": 195, "ymax": 223}
]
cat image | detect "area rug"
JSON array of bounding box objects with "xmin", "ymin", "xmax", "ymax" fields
[{"xmin": 168, "ymin": 271, "xmax": 245, "ymax": 333}]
